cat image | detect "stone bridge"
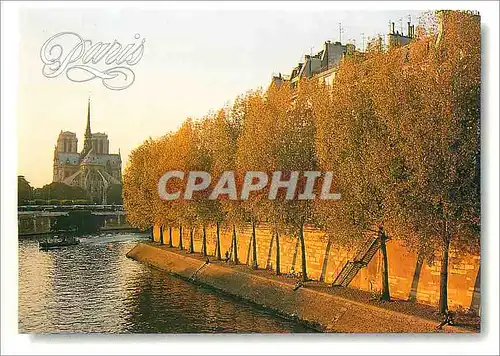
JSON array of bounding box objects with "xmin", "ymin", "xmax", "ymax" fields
[{"xmin": 18, "ymin": 205, "xmax": 131, "ymax": 235}]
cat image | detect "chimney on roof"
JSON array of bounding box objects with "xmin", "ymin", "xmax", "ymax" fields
[
  {"xmin": 407, "ymin": 21, "xmax": 411, "ymax": 37},
  {"xmin": 392, "ymin": 22, "xmax": 395, "ymax": 34}
]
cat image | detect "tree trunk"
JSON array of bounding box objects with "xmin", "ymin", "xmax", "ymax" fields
[
  {"xmin": 151, "ymin": 226, "xmax": 154, "ymax": 242},
  {"xmin": 179, "ymin": 224, "xmax": 184, "ymax": 250},
  {"xmin": 299, "ymin": 224, "xmax": 308, "ymax": 282},
  {"xmin": 159, "ymin": 226, "xmax": 164, "ymax": 245},
  {"xmin": 202, "ymin": 225, "xmax": 207, "ymax": 257},
  {"xmin": 408, "ymin": 252, "xmax": 424, "ymax": 302},
  {"xmin": 216, "ymin": 221, "xmax": 222, "ymax": 260},
  {"xmin": 232, "ymin": 225, "xmax": 239, "ymax": 264},
  {"xmin": 379, "ymin": 228, "xmax": 391, "ymax": 301},
  {"xmin": 168, "ymin": 226, "xmax": 173, "ymax": 247},
  {"xmin": 275, "ymin": 223, "xmax": 281, "ymax": 275},
  {"xmin": 189, "ymin": 228, "xmax": 194, "ymax": 253},
  {"xmin": 251, "ymin": 221, "xmax": 258, "ymax": 269},
  {"xmin": 439, "ymin": 232, "xmax": 451, "ymax": 315}
]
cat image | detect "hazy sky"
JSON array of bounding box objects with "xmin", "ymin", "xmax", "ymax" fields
[{"xmin": 17, "ymin": 7, "xmax": 423, "ymax": 187}]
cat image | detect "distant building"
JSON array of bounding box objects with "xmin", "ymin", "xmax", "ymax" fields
[
  {"xmin": 387, "ymin": 20, "xmax": 415, "ymax": 49},
  {"xmin": 52, "ymin": 98, "xmax": 122, "ymax": 204},
  {"xmin": 271, "ymin": 19, "xmax": 416, "ymax": 89},
  {"xmin": 271, "ymin": 40, "xmax": 357, "ymax": 91}
]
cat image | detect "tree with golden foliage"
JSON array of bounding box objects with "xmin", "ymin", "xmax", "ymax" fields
[
  {"xmin": 123, "ymin": 139, "xmax": 157, "ymax": 234},
  {"xmin": 387, "ymin": 11, "xmax": 481, "ymax": 314},
  {"xmin": 203, "ymin": 106, "xmax": 244, "ymax": 262},
  {"xmin": 236, "ymin": 89, "xmax": 274, "ymax": 269}
]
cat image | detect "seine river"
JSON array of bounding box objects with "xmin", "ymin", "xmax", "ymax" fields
[{"xmin": 18, "ymin": 232, "xmax": 312, "ymax": 333}]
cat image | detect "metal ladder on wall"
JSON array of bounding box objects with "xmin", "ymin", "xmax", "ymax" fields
[{"xmin": 332, "ymin": 234, "xmax": 381, "ymax": 287}]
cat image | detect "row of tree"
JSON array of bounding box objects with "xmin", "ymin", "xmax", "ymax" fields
[
  {"xmin": 18, "ymin": 177, "xmax": 123, "ymax": 205},
  {"xmin": 123, "ymin": 11, "xmax": 480, "ymax": 314}
]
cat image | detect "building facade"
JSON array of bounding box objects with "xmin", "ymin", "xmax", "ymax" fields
[
  {"xmin": 52, "ymin": 99, "xmax": 122, "ymax": 204},
  {"xmin": 271, "ymin": 40, "xmax": 357, "ymax": 92},
  {"xmin": 271, "ymin": 18, "xmax": 417, "ymax": 90}
]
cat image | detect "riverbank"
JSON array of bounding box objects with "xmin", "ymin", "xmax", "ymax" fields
[
  {"xmin": 126, "ymin": 242, "xmax": 479, "ymax": 333},
  {"xmin": 99, "ymin": 226, "xmax": 141, "ymax": 233}
]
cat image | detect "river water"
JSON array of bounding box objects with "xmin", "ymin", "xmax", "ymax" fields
[{"xmin": 18, "ymin": 232, "xmax": 312, "ymax": 333}]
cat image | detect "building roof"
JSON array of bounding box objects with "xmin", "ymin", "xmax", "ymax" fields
[
  {"xmin": 55, "ymin": 152, "xmax": 121, "ymax": 167},
  {"xmin": 81, "ymin": 150, "xmax": 121, "ymax": 166},
  {"xmin": 54, "ymin": 152, "xmax": 80, "ymax": 165}
]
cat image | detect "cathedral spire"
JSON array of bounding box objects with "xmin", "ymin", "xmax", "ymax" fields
[
  {"xmin": 85, "ymin": 96, "xmax": 92, "ymax": 139},
  {"xmin": 82, "ymin": 96, "xmax": 93, "ymax": 156}
]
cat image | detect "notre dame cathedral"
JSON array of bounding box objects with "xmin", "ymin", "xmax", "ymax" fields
[{"xmin": 52, "ymin": 98, "xmax": 122, "ymax": 204}]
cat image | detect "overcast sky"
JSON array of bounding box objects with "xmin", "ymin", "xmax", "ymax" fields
[{"xmin": 17, "ymin": 7, "xmax": 424, "ymax": 187}]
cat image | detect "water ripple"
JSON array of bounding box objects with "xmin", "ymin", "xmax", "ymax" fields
[{"xmin": 19, "ymin": 233, "xmax": 312, "ymax": 333}]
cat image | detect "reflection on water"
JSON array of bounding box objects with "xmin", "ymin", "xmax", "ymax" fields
[{"xmin": 19, "ymin": 232, "xmax": 312, "ymax": 333}]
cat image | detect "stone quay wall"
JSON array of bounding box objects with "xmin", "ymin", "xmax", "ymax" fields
[{"xmin": 152, "ymin": 223, "xmax": 480, "ymax": 313}]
